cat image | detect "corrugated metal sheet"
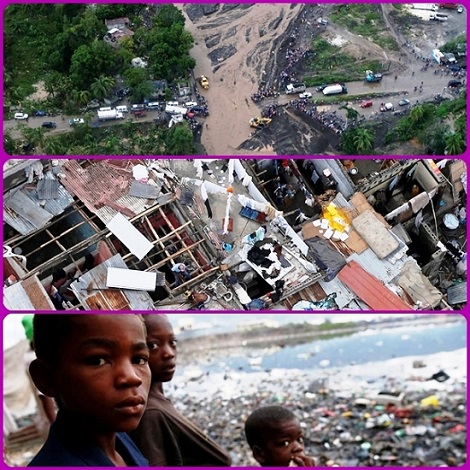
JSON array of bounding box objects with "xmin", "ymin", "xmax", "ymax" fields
[
  {"xmin": 37, "ymin": 178, "xmax": 59, "ymax": 200},
  {"xmin": 3, "ymin": 205, "xmax": 36, "ymax": 236},
  {"xmin": 129, "ymin": 180, "xmax": 162, "ymax": 199},
  {"xmin": 338, "ymin": 260, "xmax": 412, "ymax": 310},
  {"xmin": 4, "ymin": 184, "xmax": 74, "ymax": 236},
  {"xmin": 4, "ymin": 282, "xmax": 36, "ymax": 310},
  {"xmin": 347, "ymin": 248, "xmax": 406, "ymax": 286},
  {"xmin": 4, "ymin": 189, "xmax": 54, "ymax": 229},
  {"xmin": 60, "ymin": 160, "xmax": 132, "ymax": 214},
  {"xmin": 447, "ymin": 283, "xmax": 467, "ymax": 305},
  {"xmin": 106, "ymin": 213, "xmax": 153, "ymax": 261},
  {"xmin": 28, "ymin": 184, "xmax": 75, "ymax": 216},
  {"xmin": 319, "ymin": 276, "xmax": 356, "ymax": 309},
  {"xmin": 70, "ymin": 253, "xmax": 155, "ymax": 311}
]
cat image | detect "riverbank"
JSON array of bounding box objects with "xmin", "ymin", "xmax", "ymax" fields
[{"xmin": 176, "ymin": 314, "xmax": 464, "ymax": 362}]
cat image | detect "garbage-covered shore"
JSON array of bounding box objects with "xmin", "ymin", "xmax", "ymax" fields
[{"xmin": 167, "ymin": 348, "xmax": 466, "ymax": 466}]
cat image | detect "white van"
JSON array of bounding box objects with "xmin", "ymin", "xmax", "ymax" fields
[
  {"xmin": 185, "ymin": 101, "xmax": 198, "ymax": 107},
  {"xmin": 167, "ymin": 101, "xmax": 179, "ymax": 106},
  {"xmin": 146, "ymin": 102, "xmax": 160, "ymax": 109},
  {"xmin": 116, "ymin": 105, "xmax": 128, "ymax": 113}
]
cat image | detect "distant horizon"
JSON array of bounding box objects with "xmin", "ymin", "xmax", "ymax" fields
[{"xmin": 3, "ymin": 313, "xmax": 462, "ymax": 350}]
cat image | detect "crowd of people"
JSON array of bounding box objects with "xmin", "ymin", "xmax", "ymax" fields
[
  {"xmin": 288, "ymin": 98, "xmax": 347, "ymax": 134},
  {"xmin": 251, "ymin": 84, "xmax": 280, "ymax": 103}
]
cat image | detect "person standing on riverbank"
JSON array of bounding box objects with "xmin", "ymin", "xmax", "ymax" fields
[
  {"xmin": 131, "ymin": 315, "xmax": 231, "ymax": 466},
  {"xmin": 245, "ymin": 406, "xmax": 315, "ymax": 467}
]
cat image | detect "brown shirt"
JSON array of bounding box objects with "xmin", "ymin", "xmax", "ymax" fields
[{"xmin": 131, "ymin": 387, "xmax": 231, "ymax": 466}]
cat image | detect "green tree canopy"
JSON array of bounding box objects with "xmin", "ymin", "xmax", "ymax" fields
[{"xmin": 165, "ymin": 123, "xmax": 195, "ymax": 155}]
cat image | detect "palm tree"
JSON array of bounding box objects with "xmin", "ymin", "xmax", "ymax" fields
[
  {"xmin": 445, "ymin": 132, "xmax": 465, "ymax": 156},
  {"xmin": 78, "ymin": 90, "xmax": 91, "ymax": 106},
  {"xmin": 352, "ymin": 128, "xmax": 374, "ymax": 154},
  {"xmin": 409, "ymin": 105, "xmax": 424, "ymax": 126},
  {"xmin": 90, "ymin": 75, "xmax": 115, "ymax": 100}
]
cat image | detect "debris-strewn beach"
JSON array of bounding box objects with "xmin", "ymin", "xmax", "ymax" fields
[{"xmin": 168, "ymin": 348, "xmax": 466, "ymax": 466}]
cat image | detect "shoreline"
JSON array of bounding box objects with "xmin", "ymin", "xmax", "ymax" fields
[{"xmin": 176, "ymin": 314, "xmax": 464, "ymax": 359}]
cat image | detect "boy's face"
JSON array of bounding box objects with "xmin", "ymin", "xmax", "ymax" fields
[
  {"xmin": 254, "ymin": 418, "xmax": 306, "ymax": 466},
  {"xmin": 145, "ymin": 315, "xmax": 177, "ymax": 382},
  {"xmin": 48, "ymin": 315, "xmax": 151, "ymax": 433}
]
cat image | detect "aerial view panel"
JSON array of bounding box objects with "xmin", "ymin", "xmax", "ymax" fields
[
  {"xmin": 3, "ymin": 3, "xmax": 467, "ymax": 156},
  {"xmin": 3, "ymin": 158, "xmax": 466, "ymax": 311}
]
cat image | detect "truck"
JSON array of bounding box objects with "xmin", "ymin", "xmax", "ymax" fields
[
  {"xmin": 285, "ymin": 82, "xmax": 306, "ymax": 94},
  {"xmin": 165, "ymin": 105, "xmax": 188, "ymax": 115},
  {"xmin": 97, "ymin": 109, "xmax": 124, "ymax": 121},
  {"xmin": 322, "ymin": 83, "xmax": 348, "ymax": 95},
  {"xmin": 438, "ymin": 3, "xmax": 459, "ymax": 9},
  {"xmin": 412, "ymin": 3, "xmax": 439, "ymax": 11},
  {"xmin": 364, "ymin": 70, "xmax": 383, "ymax": 82},
  {"xmin": 430, "ymin": 12, "xmax": 448, "ymax": 20}
]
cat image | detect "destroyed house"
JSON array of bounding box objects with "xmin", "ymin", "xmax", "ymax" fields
[{"xmin": 3, "ymin": 158, "xmax": 466, "ymax": 311}]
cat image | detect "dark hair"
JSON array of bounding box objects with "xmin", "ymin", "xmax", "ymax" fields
[
  {"xmin": 245, "ymin": 406, "xmax": 297, "ymax": 448},
  {"xmin": 33, "ymin": 314, "xmax": 145, "ymax": 365}
]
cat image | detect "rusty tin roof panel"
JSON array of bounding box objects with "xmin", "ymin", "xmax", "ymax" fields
[{"xmin": 338, "ymin": 260, "xmax": 412, "ymax": 311}]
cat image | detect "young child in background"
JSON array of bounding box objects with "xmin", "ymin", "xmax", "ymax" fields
[
  {"xmin": 27, "ymin": 314, "xmax": 151, "ymax": 466},
  {"xmin": 131, "ymin": 314, "xmax": 231, "ymax": 466},
  {"xmin": 245, "ymin": 405, "xmax": 315, "ymax": 467}
]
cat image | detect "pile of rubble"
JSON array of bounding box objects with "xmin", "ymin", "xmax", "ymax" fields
[{"xmin": 168, "ymin": 349, "xmax": 466, "ymax": 466}]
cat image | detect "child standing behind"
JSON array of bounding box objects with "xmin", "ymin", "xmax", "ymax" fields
[
  {"xmin": 28, "ymin": 314, "xmax": 151, "ymax": 466},
  {"xmin": 131, "ymin": 314, "xmax": 231, "ymax": 466},
  {"xmin": 245, "ymin": 406, "xmax": 315, "ymax": 467}
]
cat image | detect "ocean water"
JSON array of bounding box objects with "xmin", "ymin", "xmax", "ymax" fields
[{"xmin": 174, "ymin": 317, "xmax": 466, "ymax": 373}]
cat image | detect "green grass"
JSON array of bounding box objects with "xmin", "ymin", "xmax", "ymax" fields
[
  {"xmin": 304, "ymin": 37, "xmax": 386, "ymax": 84},
  {"xmin": 330, "ymin": 4, "xmax": 399, "ymax": 52}
]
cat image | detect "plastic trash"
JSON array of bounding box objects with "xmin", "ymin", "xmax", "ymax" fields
[{"xmin": 420, "ymin": 395, "xmax": 440, "ymax": 407}]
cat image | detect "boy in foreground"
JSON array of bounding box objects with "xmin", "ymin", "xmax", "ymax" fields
[
  {"xmin": 131, "ymin": 314, "xmax": 231, "ymax": 466},
  {"xmin": 245, "ymin": 406, "xmax": 315, "ymax": 467},
  {"xmin": 28, "ymin": 314, "xmax": 151, "ymax": 466}
]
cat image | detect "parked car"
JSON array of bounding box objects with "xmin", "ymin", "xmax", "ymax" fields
[
  {"xmin": 68, "ymin": 118, "xmax": 85, "ymax": 126},
  {"xmin": 299, "ymin": 92, "xmax": 313, "ymax": 99},
  {"xmin": 33, "ymin": 110, "xmax": 47, "ymax": 117},
  {"xmin": 134, "ymin": 111, "xmax": 147, "ymax": 118},
  {"xmin": 380, "ymin": 102, "xmax": 394, "ymax": 112},
  {"xmin": 398, "ymin": 99, "xmax": 410, "ymax": 106},
  {"xmin": 131, "ymin": 104, "xmax": 145, "ymax": 113},
  {"xmin": 360, "ymin": 100, "xmax": 373, "ymax": 108},
  {"xmin": 457, "ymin": 5, "xmax": 464, "ymax": 13},
  {"xmin": 42, "ymin": 121, "xmax": 57, "ymax": 129},
  {"xmin": 14, "ymin": 112, "xmax": 29, "ymax": 120},
  {"xmin": 448, "ymin": 79, "xmax": 462, "ymax": 88}
]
